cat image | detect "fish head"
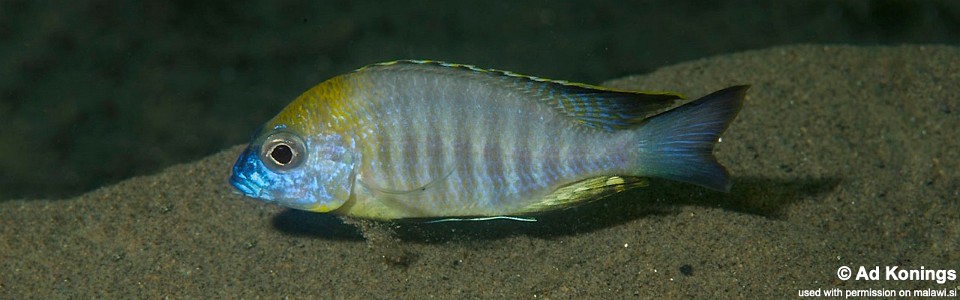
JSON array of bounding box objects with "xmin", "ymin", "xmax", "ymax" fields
[{"xmin": 229, "ymin": 125, "xmax": 357, "ymax": 213}]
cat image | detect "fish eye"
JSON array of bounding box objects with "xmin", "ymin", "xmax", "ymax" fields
[
  {"xmin": 269, "ymin": 143, "xmax": 294, "ymax": 165},
  {"xmin": 259, "ymin": 131, "xmax": 306, "ymax": 172}
]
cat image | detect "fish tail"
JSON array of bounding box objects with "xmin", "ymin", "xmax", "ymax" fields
[{"xmin": 632, "ymin": 85, "xmax": 748, "ymax": 192}]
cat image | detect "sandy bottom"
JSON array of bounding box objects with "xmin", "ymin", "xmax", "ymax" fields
[{"xmin": 2, "ymin": 45, "xmax": 958, "ymax": 298}]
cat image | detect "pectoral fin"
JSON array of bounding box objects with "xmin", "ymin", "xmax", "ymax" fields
[{"xmin": 357, "ymin": 168, "xmax": 456, "ymax": 217}]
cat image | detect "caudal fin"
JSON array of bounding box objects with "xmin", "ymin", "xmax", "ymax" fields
[{"xmin": 634, "ymin": 85, "xmax": 747, "ymax": 192}]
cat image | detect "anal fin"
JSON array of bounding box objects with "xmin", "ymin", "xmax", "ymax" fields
[{"xmin": 517, "ymin": 176, "xmax": 648, "ymax": 214}]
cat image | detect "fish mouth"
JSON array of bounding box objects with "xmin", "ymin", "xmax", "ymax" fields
[
  {"xmin": 229, "ymin": 169, "xmax": 265, "ymax": 198},
  {"xmin": 229, "ymin": 146, "xmax": 267, "ymax": 199},
  {"xmin": 229, "ymin": 172, "xmax": 257, "ymax": 197}
]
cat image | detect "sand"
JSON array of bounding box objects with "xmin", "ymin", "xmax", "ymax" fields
[{"xmin": 2, "ymin": 45, "xmax": 958, "ymax": 298}]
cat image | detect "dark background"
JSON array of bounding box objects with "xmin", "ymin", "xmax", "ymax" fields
[{"xmin": 2, "ymin": 0, "xmax": 958, "ymax": 200}]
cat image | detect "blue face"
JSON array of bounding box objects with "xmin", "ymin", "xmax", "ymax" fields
[{"xmin": 229, "ymin": 128, "xmax": 357, "ymax": 212}]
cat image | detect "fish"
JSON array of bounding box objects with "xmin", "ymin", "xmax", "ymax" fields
[{"xmin": 229, "ymin": 60, "xmax": 747, "ymax": 221}]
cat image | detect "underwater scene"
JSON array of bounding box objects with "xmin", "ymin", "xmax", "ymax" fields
[{"xmin": 2, "ymin": 1, "xmax": 959, "ymax": 298}]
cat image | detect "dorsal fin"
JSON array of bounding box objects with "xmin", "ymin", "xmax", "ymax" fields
[
  {"xmin": 533, "ymin": 83, "xmax": 684, "ymax": 131},
  {"xmin": 357, "ymin": 60, "xmax": 684, "ymax": 131},
  {"xmin": 359, "ymin": 60, "xmax": 685, "ymax": 132}
]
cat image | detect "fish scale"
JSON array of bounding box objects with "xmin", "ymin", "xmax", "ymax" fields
[
  {"xmin": 229, "ymin": 60, "xmax": 746, "ymax": 220},
  {"xmin": 354, "ymin": 66, "xmax": 605, "ymax": 214}
]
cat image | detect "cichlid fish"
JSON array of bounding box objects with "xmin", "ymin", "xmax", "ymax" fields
[{"xmin": 229, "ymin": 60, "xmax": 746, "ymax": 221}]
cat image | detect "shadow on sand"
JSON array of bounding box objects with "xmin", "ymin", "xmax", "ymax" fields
[{"xmin": 271, "ymin": 176, "xmax": 841, "ymax": 244}]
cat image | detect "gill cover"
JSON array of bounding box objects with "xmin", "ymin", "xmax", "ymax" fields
[{"xmin": 230, "ymin": 127, "xmax": 357, "ymax": 212}]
